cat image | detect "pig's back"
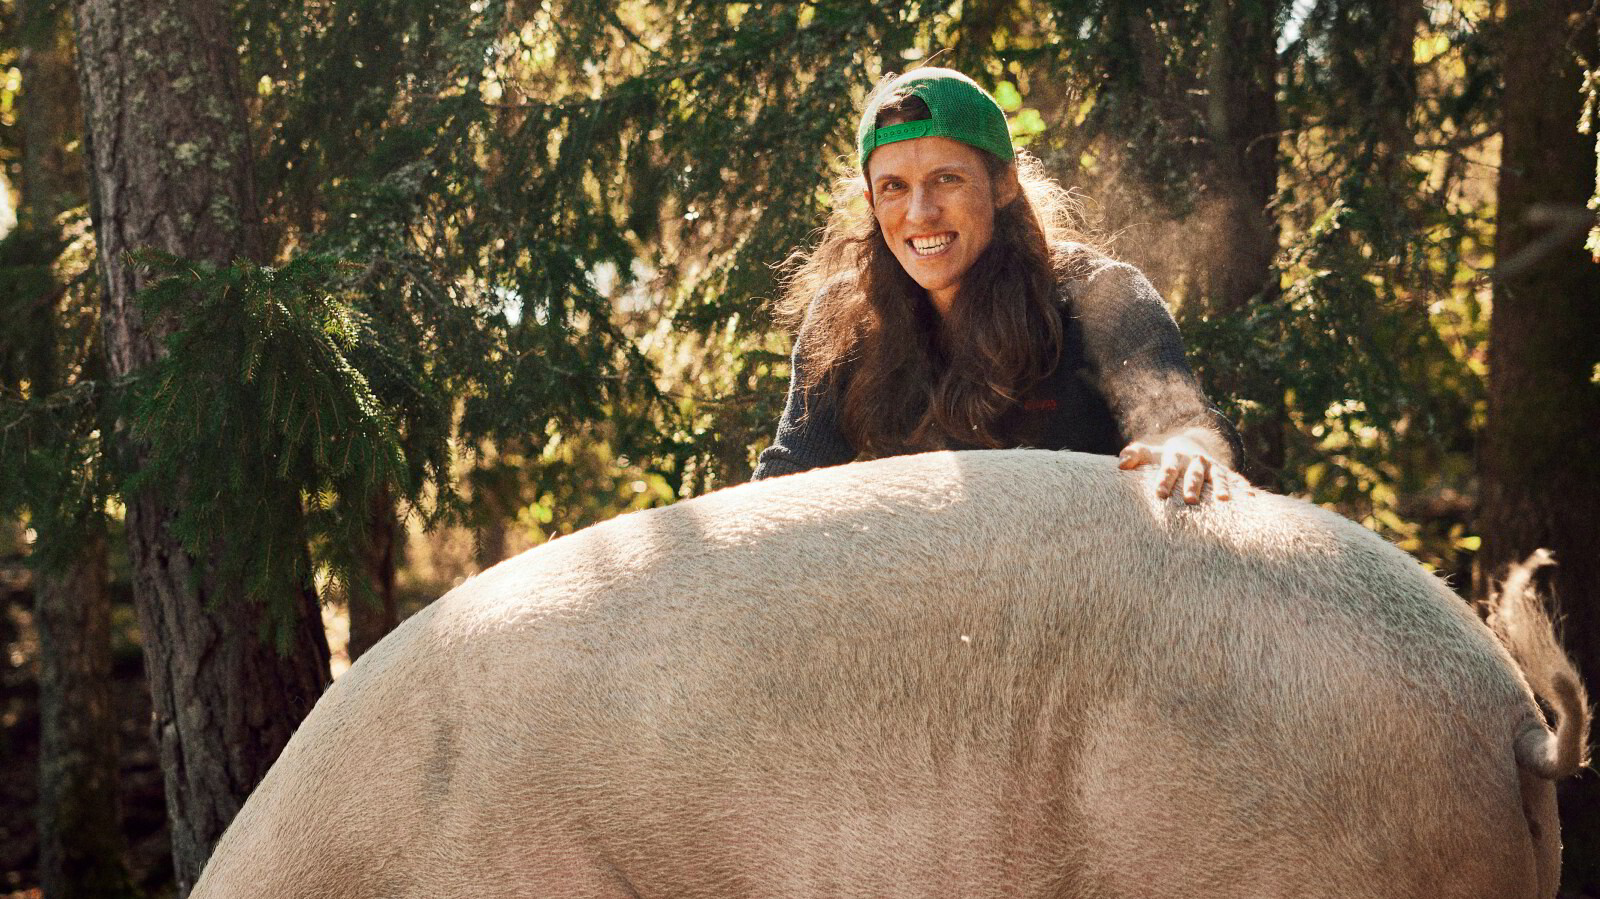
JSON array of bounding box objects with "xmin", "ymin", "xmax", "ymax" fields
[{"xmin": 198, "ymin": 449, "xmax": 1540, "ymax": 898}]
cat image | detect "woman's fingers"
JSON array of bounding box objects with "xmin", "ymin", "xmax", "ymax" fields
[
  {"xmin": 1123, "ymin": 440, "xmax": 1257, "ymax": 504},
  {"xmin": 1156, "ymin": 449, "xmax": 1185, "ymax": 499},
  {"xmin": 1181, "ymin": 455, "xmax": 1209, "ymax": 504},
  {"xmin": 1118, "ymin": 442, "xmax": 1156, "ymax": 470}
]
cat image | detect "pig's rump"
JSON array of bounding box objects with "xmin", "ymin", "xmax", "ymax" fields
[{"xmin": 192, "ymin": 449, "xmax": 1551, "ymax": 899}]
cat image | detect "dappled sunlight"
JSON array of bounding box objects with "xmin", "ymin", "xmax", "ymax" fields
[
  {"xmin": 415, "ymin": 450, "xmax": 985, "ymax": 651},
  {"xmin": 11, "ymin": 0, "xmax": 1591, "ymax": 893},
  {"xmin": 323, "ymin": 603, "xmax": 351, "ymax": 680}
]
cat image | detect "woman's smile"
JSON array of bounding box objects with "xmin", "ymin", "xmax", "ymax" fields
[{"xmin": 909, "ymin": 232, "xmax": 956, "ymax": 256}]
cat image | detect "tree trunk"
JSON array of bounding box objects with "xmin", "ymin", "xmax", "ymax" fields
[
  {"xmin": 347, "ymin": 488, "xmax": 398, "ymax": 662},
  {"xmin": 15, "ymin": 0, "xmax": 134, "ymax": 894},
  {"xmin": 1202, "ymin": 0, "xmax": 1284, "ymax": 486},
  {"xmin": 1480, "ymin": 0, "xmax": 1600, "ymax": 890},
  {"xmin": 72, "ymin": 0, "xmax": 332, "ymax": 891},
  {"xmin": 34, "ymin": 529, "xmax": 135, "ymax": 898},
  {"xmin": 474, "ymin": 484, "xmax": 510, "ymax": 573},
  {"xmin": 19, "ymin": 0, "xmax": 84, "ymax": 224},
  {"xmin": 1370, "ymin": 1, "xmax": 1421, "ymax": 214}
]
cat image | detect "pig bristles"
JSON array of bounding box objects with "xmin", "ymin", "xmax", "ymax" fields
[{"xmin": 1485, "ymin": 548, "xmax": 1593, "ymax": 780}]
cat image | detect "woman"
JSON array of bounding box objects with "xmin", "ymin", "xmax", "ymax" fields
[{"xmin": 752, "ymin": 67, "xmax": 1248, "ymax": 504}]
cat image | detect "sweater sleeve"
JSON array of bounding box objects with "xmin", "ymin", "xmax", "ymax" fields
[
  {"xmin": 751, "ymin": 333, "xmax": 857, "ymax": 481},
  {"xmin": 1071, "ymin": 260, "xmax": 1245, "ymax": 468}
]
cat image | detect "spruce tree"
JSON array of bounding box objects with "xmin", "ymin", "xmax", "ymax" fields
[{"xmin": 72, "ymin": 0, "xmax": 331, "ymax": 889}]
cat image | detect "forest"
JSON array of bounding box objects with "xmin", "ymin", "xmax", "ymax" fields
[{"xmin": 0, "ymin": 0, "xmax": 1597, "ymax": 895}]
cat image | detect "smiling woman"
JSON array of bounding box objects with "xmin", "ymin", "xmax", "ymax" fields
[
  {"xmin": 868, "ymin": 136, "xmax": 1016, "ymax": 318},
  {"xmin": 752, "ymin": 67, "xmax": 1248, "ymax": 505}
]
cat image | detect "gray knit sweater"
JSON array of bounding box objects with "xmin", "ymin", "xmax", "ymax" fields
[{"xmin": 751, "ymin": 254, "xmax": 1243, "ymax": 481}]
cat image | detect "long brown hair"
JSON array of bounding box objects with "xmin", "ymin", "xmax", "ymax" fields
[{"xmin": 775, "ymin": 86, "xmax": 1104, "ymax": 457}]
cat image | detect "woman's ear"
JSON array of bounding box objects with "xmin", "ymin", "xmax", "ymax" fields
[{"xmin": 994, "ymin": 165, "xmax": 1021, "ymax": 208}]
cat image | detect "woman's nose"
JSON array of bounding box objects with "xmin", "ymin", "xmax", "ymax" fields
[{"xmin": 907, "ymin": 186, "xmax": 940, "ymax": 224}]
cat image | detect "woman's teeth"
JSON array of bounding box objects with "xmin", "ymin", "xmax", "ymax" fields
[{"xmin": 910, "ymin": 234, "xmax": 954, "ymax": 256}]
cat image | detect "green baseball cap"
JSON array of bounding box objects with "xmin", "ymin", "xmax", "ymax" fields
[{"xmin": 856, "ymin": 67, "xmax": 1016, "ymax": 174}]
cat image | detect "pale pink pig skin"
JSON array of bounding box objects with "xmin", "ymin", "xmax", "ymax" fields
[{"xmin": 192, "ymin": 448, "xmax": 1584, "ymax": 899}]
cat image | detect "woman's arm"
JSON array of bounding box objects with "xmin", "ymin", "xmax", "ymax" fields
[
  {"xmin": 751, "ymin": 339, "xmax": 856, "ymax": 481},
  {"xmin": 1070, "ymin": 259, "xmax": 1250, "ymax": 501}
]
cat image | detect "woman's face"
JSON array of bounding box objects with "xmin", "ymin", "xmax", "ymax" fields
[{"xmin": 866, "ymin": 136, "xmax": 1017, "ymax": 315}]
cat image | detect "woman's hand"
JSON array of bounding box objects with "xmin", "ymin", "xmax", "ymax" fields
[{"xmin": 1117, "ymin": 431, "xmax": 1253, "ymax": 504}]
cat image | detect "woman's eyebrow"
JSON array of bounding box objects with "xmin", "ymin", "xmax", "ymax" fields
[{"xmin": 872, "ymin": 163, "xmax": 975, "ymax": 186}]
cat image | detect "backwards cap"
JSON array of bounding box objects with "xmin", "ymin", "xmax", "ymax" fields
[{"xmin": 856, "ymin": 67, "xmax": 1016, "ymax": 174}]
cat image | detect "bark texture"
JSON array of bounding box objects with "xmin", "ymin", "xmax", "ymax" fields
[
  {"xmin": 17, "ymin": 1, "xmax": 133, "ymax": 894},
  {"xmin": 1480, "ymin": 0, "xmax": 1600, "ymax": 889},
  {"xmin": 72, "ymin": 0, "xmax": 332, "ymax": 891},
  {"xmin": 20, "ymin": 0, "xmax": 84, "ymax": 224},
  {"xmin": 1201, "ymin": 0, "xmax": 1283, "ymax": 486},
  {"xmin": 347, "ymin": 489, "xmax": 399, "ymax": 662},
  {"xmin": 1201, "ymin": 0, "xmax": 1280, "ymax": 317},
  {"xmin": 34, "ymin": 530, "xmax": 134, "ymax": 899}
]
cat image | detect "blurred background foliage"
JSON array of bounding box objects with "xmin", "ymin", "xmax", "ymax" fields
[
  {"xmin": 0, "ymin": 0, "xmax": 1596, "ymax": 894},
  {"xmin": 0, "ymin": 0, "xmax": 1522, "ymax": 593}
]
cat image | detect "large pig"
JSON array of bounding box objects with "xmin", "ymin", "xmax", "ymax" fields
[{"xmin": 191, "ymin": 449, "xmax": 1588, "ymax": 899}]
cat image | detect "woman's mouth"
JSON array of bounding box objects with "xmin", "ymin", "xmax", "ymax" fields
[{"xmin": 909, "ymin": 233, "xmax": 956, "ymax": 257}]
